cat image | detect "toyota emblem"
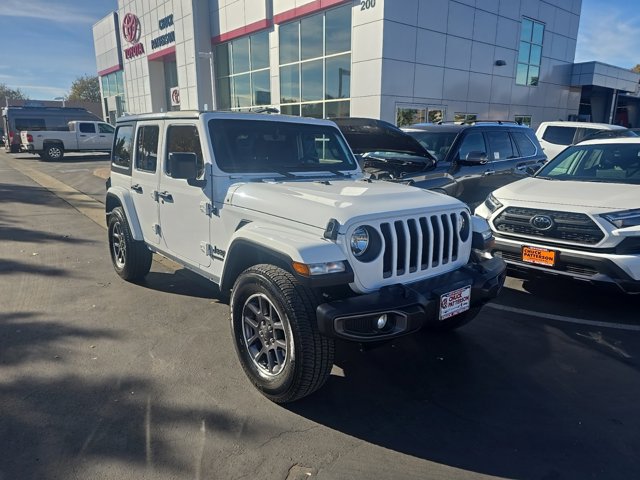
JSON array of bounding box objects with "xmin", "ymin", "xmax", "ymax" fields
[
  {"xmin": 530, "ymin": 215, "xmax": 554, "ymax": 231},
  {"xmin": 122, "ymin": 13, "xmax": 141, "ymax": 44}
]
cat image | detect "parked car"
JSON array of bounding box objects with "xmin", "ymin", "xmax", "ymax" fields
[
  {"xmin": 334, "ymin": 118, "xmax": 546, "ymax": 209},
  {"xmin": 535, "ymin": 121, "xmax": 627, "ymax": 160},
  {"xmin": 20, "ymin": 120, "xmax": 114, "ymax": 160},
  {"xmin": 105, "ymin": 111, "xmax": 506, "ymax": 403},
  {"xmin": 2, "ymin": 106, "xmax": 100, "ymax": 153},
  {"xmin": 475, "ymin": 137, "xmax": 640, "ymax": 294}
]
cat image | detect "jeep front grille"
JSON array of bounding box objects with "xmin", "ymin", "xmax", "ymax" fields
[
  {"xmin": 493, "ymin": 207, "xmax": 604, "ymax": 245},
  {"xmin": 379, "ymin": 212, "xmax": 466, "ymax": 279}
]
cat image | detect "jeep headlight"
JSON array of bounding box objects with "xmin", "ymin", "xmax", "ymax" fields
[
  {"xmin": 350, "ymin": 226, "xmax": 370, "ymax": 257},
  {"xmin": 602, "ymin": 209, "xmax": 640, "ymax": 228},
  {"xmin": 349, "ymin": 226, "xmax": 382, "ymax": 262},
  {"xmin": 484, "ymin": 193, "xmax": 503, "ymax": 214}
]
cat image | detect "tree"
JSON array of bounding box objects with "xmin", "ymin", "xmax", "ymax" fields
[
  {"xmin": 67, "ymin": 75, "xmax": 100, "ymax": 102},
  {"xmin": 0, "ymin": 83, "xmax": 28, "ymax": 102},
  {"xmin": 632, "ymin": 65, "xmax": 640, "ymax": 74}
]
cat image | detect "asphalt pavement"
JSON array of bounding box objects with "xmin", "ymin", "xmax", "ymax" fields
[{"xmin": 1, "ymin": 151, "xmax": 639, "ymax": 480}]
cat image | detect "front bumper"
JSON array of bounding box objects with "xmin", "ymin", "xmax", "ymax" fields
[
  {"xmin": 316, "ymin": 256, "xmax": 506, "ymax": 341},
  {"xmin": 492, "ymin": 236, "xmax": 640, "ymax": 294}
]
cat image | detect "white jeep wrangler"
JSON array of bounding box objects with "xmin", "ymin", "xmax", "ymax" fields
[{"xmin": 105, "ymin": 111, "xmax": 506, "ymax": 403}]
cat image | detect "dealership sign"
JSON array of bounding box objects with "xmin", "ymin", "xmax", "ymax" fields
[
  {"xmin": 122, "ymin": 13, "xmax": 145, "ymax": 59},
  {"xmin": 152, "ymin": 14, "xmax": 175, "ymax": 50},
  {"xmin": 170, "ymin": 87, "xmax": 180, "ymax": 106}
]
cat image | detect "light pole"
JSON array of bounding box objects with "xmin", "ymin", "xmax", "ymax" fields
[
  {"xmin": 54, "ymin": 96, "xmax": 66, "ymax": 108},
  {"xmin": 197, "ymin": 51, "xmax": 216, "ymax": 110}
]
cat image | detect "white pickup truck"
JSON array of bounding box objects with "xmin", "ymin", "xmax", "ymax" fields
[{"xmin": 20, "ymin": 120, "xmax": 115, "ymax": 160}]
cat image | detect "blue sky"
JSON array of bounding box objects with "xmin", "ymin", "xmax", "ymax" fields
[{"xmin": 0, "ymin": 0, "xmax": 638, "ymax": 100}]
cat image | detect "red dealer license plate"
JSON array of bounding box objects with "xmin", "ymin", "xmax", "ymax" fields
[{"xmin": 439, "ymin": 286, "xmax": 471, "ymax": 321}]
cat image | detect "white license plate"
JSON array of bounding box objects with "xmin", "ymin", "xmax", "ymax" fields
[{"xmin": 439, "ymin": 286, "xmax": 471, "ymax": 321}]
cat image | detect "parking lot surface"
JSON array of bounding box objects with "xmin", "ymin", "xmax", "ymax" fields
[{"xmin": 1, "ymin": 151, "xmax": 639, "ymax": 480}]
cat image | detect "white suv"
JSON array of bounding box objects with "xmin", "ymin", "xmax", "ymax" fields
[
  {"xmin": 476, "ymin": 137, "xmax": 640, "ymax": 294},
  {"xmin": 536, "ymin": 121, "xmax": 627, "ymax": 160},
  {"xmin": 105, "ymin": 111, "xmax": 506, "ymax": 403}
]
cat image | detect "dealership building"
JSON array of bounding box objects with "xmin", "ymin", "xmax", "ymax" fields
[{"xmin": 93, "ymin": 0, "xmax": 640, "ymax": 128}]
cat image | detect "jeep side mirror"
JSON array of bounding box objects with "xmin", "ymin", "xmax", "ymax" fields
[
  {"xmin": 169, "ymin": 152, "xmax": 199, "ymax": 179},
  {"xmin": 462, "ymin": 151, "xmax": 488, "ymax": 165}
]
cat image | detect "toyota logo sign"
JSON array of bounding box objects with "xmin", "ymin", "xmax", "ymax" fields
[
  {"xmin": 122, "ymin": 13, "xmax": 141, "ymax": 44},
  {"xmin": 530, "ymin": 215, "xmax": 554, "ymax": 231}
]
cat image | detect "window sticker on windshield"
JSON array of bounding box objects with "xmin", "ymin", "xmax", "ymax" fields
[{"xmin": 494, "ymin": 152, "xmax": 500, "ymax": 160}]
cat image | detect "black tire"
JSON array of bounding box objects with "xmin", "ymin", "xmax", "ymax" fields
[
  {"xmin": 422, "ymin": 306, "xmax": 481, "ymax": 333},
  {"xmin": 107, "ymin": 207, "xmax": 152, "ymax": 281},
  {"xmin": 230, "ymin": 264, "xmax": 334, "ymax": 403},
  {"xmin": 43, "ymin": 143, "xmax": 64, "ymax": 161}
]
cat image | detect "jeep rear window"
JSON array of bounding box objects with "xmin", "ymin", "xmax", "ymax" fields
[{"xmin": 208, "ymin": 119, "xmax": 356, "ymax": 173}]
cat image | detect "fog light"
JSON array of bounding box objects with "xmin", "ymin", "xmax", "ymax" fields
[{"xmin": 376, "ymin": 314, "xmax": 388, "ymax": 330}]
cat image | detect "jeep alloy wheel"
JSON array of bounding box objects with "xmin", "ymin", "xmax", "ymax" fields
[
  {"xmin": 107, "ymin": 207, "xmax": 153, "ymax": 281},
  {"xmin": 231, "ymin": 264, "xmax": 334, "ymax": 403},
  {"xmin": 241, "ymin": 293, "xmax": 288, "ymax": 376}
]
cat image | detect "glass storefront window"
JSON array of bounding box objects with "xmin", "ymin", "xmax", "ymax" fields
[
  {"xmin": 301, "ymin": 102, "xmax": 323, "ymax": 119},
  {"xmin": 517, "ymin": 18, "xmax": 544, "ymax": 87},
  {"xmin": 250, "ymin": 31, "xmax": 269, "ymax": 70},
  {"xmin": 232, "ymin": 74, "xmax": 251, "ymax": 108},
  {"xmin": 325, "ymin": 7, "xmax": 351, "ymax": 55},
  {"xmin": 231, "ymin": 37, "xmax": 250, "ymax": 74},
  {"xmin": 280, "ymin": 64, "xmax": 300, "ymax": 103},
  {"xmin": 252, "ymin": 70, "xmax": 271, "ymax": 105},
  {"xmin": 301, "ymin": 59, "xmax": 323, "ymax": 102},
  {"xmin": 215, "ymin": 43, "xmax": 231, "ymax": 77},
  {"xmin": 300, "ymin": 14, "xmax": 323, "ymax": 61},
  {"xmin": 278, "ymin": 4, "xmax": 352, "ymax": 119},
  {"xmin": 325, "ymin": 101, "xmax": 350, "ymax": 119},
  {"xmin": 279, "ymin": 22, "xmax": 299, "ymax": 64},
  {"xmin": 325, "ymin": 54, "xmax": 350, "ymax": 100},
  {"xmin": 215, "ymin": 30, "xmax": 272, "ymax": 111},
  {"xmin": 280, "ymin": 104, "xmax": 300, "ymax": 116}
]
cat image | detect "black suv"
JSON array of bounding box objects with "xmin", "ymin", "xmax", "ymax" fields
[{"xmin": 334, "ymin": 118, "xmax": 547, "ymax": 209}]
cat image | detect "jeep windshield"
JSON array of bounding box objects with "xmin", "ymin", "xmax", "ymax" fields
[
  {"xmin": 208, "ymin": 119, "xmax": 357, "ymax": 175},
  {"xmin": 535, "ymin": 142, "xmax": 640, "ymax": 185}
]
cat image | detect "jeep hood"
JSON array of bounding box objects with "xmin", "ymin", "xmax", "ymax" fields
[
  {"xmin": 227, "ymin": 179, "xmax": 464, "ymax": 229},
  {"xmin": 494, "ymin": 177, "xmax": 640, "ymax": 210}
]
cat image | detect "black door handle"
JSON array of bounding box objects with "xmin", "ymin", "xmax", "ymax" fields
[
  {"xmin": 157, "ymin": 191, "xmax": 173, "ymax": 201},
  {"xmin": 130, "ymin": 184, "xmax": 142, "ymax": 193}
]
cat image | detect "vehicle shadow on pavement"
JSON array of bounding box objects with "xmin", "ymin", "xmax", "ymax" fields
[
  {"xmin": 287, "ymin": 321, "xmax": 640, "ymax": 479},
  {"xmin": 0, "ymin": 311, "xmax": 263, "ymax": 479},
  {"xmin": 140, "ymin": 269, "xmax": 225, "ymax": 302}
]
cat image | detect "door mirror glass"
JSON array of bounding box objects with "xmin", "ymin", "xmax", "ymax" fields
[{"xmin": 169, "ymin": 152, "xmax": 199, "ymax": 179}]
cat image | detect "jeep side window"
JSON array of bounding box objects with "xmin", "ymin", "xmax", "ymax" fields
[
  {"xmin": 542, "ymin": 126, "xmax": 576, "ymax": 145},
  {"xmin": 486, "ymin": 131, "xmax": 517, "ymax": 160},
  {"xmin": 112, "ymin": 125, "xmax": 133, "ymax": 169},
  {"xmin": 457, "ymin": 132, "xmax": 486, "ymax": 161},
  {"xmin": 165, "ymin": 125, "xmax": 204, "ymax": 178},
  {"xmin": 135, "ymin": 125, "xmax": 159, "ymax": 173}
]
